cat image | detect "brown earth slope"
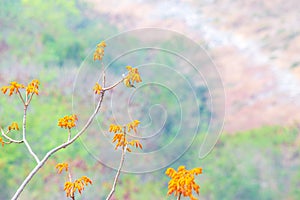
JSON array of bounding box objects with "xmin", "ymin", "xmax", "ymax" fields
[{"xmin": 87, "ymin": 0, "xmax": 300, "ymax": 132}]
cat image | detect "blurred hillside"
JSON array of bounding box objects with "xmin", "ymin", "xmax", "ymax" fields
[
  {"xmin": 2, "ymin": 0, "xmax": 299, "ymax": 131},
  {"xmin": 1, "ymin": 1, "xmax": 300, "ymax": 200},
  {"xmin": 86, "ymin": 0, "xmax": 300, "ymax": 132}
]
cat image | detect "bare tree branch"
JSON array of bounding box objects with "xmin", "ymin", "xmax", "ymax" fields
[
  {"xmin": 103, "ymin": 78, "xmax": 124, "ymax": 91},
  {"xmin": 22, "ymin": 105, "xmax": 40, "ymax": 164},
  {"xmin": 0, "ymin": 128, "xmax": 23, "ymax": 144}
]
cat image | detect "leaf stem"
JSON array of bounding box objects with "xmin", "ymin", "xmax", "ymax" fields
[
  {"xmin": 102, "ymin": 62, "xmax": 106, "ymax": 88},
  {"xmin": 67, "ymin": 129, "xmax": 71, "ymax": 141},
  {"xmin": 177, "ymin": 193, "xmax": 182, "ymax": 200},
  {"xmin": 105, "ymin": 126, "xmax": 127, "ymax": 200},
  {"xmin": 103, "ymin": 78, "xmax": 124, "ymax": 91},
  {"xmin": 17, "ymin": 90, "xmax": 25, "ymax": 105}
]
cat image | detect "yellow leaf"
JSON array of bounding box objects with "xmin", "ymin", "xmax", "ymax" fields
[
  {"xmin": 93, "ymin": 82, "xmax": 102, "ymax": 94},
  {"xmin": 0, "ymin": 137, "xmax": 4, "ymax": 147},
  {"xmin": 94, "ymin": 41, "xmax": 106, "ymax": 61},
  {"xmin": 55, "ymin": 162, "xmax": 69, "ymax": 174},
  {"xmin": 8, "ymin": 122, "xmax": 19, "ymax": 131},
  {"xmin": 58, "ymin": 114, "xmax": 78, "ymax": 129}
]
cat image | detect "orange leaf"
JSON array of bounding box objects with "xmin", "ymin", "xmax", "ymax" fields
[
  {"xmin": 0, "ymin": 137, "xmax": 4, "ymax": 147},
  {"xmin": 55, "ymin": 162, "xmax": 69, "ymax": 174},
  {"xmin": 93, "ymin": 82, "xmax": 102, "ymax": 94},
  {"xmin": 8, "ymin": 122, "xmax": 19, "ymax": 131}
]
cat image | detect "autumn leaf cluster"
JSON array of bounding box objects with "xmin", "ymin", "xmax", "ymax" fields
[
  {"xmin": 26, "ymin": 79, "xmax": 40, "ymax": 95},
  {"xmin": 109, "ymin": 120, "xmax": 142, "ymax": 152},
  {"xmin": 56, "ymin": 162, "xmax": 92, "ymax": 199},
  {"xmin": 56, "ymin": 162, "xmax": 69, "ymax": 174},
  {"xmin": 166, "ymin": 166, "xmax": 202, "ymax": 200},
  {"xmin": 1, "ymin": 81, "xmax": 24, "ymax": 96},
  {"xmin": 93, "ymin": 41, "xmax": 106, "ymax": 61},
  {"xmin": 58, "ymin": 114, "xmax": 78, "ymax": 129},
  {"xmin": 64, "ymin": 176, "xmax": 92, "ymax": 198},
  {"xmin": 123, "ymin": 66, "xmax": 142, "ymax": 88},
  {"xmin": 1, "ymin": 79, "xmax": 40, "ymax": 96},
  {"xmin": 93, "ymin": 82, "xmax": 103, "ymax": 94},
  {"xmin": 8, "ymin": 122, "xmax": 20, "ymax": 131}
]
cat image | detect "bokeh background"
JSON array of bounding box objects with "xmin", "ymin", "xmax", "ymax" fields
[{"xmin": 1, "ymin": 0, "xmax": 300, "ymax": 199}]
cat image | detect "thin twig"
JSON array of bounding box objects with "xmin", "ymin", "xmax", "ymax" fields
[
  {"xmin": 177, "ymin": 193, "xmax": 182, "ymax": 200},
  {"xmin": 67, "ymin": 168, "xmax": 75, "ymax": 200},
  {"xmin": 105, "ymin": 146, "xmax": 127, "ymax": 200},
  {"xmin": 27, "ymin": 94, "xmax": 34, "ymax": 105},
  {"xmin": 67, "ymin": 129, "xmax": 71, "ymax": 141},
  {"xmin": 17, "ymin": 90, "xmax": 25, "ymax": 105},
  {"xmin": 102, "ymin": 62, "xmax": 106, "ymax": 88},
  {"xmin": 105, "ymin": 127, "xmax": 127, "ymax": 200},
  {"xmin": 103, "ymin": 78, "xmax": 124, "ymax": 91},
  {"xmin": 12, "ymin": 91, "xmax": 106, "ymax": 200},
  {"xmin": 1, "ymin": 128, "xmax": 23, "ymax": 144},
  {"xmin": 22, "ymin": 105, "xmax": 40, "ymax": 164},
  {"xmin": 68, "ymin": 171, "xmax": 72, "ymax": 182}
]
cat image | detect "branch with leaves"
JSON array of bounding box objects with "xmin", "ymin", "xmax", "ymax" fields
[
  {"xmin": 105, "ymin": 121, "xmax": 143, "ymax": 200},
  {"xmin": 55, "ymin": 162, "xmax": 92, "ymax": 200},
  {"xmin": 0, "ymin": 41, "xmax": 143, "ymax": 199},
  {"xmin": 1, "ymin": 40, "xmax": 202, "ymax": 200},
  {"xmin": 165, "ymin": 166, "xmax": 202, "ymax": 200}
]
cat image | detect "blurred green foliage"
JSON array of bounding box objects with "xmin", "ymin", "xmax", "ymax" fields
[
  {"xmin": 0, "ymin": 0, "xmax": 116, "ymax": 67},
  {"xmin": 1, "ymin": 91, "xmax": 299, "ymax": 200},
  {"xmin": 104, "ymin": 125, "xmax": 300, "ymax": 200},
  {"xmin": 198, "ymin": 126, "xmax": 300, "ymax": 200}
]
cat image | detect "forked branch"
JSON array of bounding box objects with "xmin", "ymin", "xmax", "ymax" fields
[
  {"xmin": 12, "ymin": 76, "xmax": 125, "ymax": 199},
  {"xmin": 0, "ymin": 128, "xmax": 23, "ymax": 144},
  {"xmin": 11, "ymin": 89, "xmax": 105, "ymax": 200}
]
